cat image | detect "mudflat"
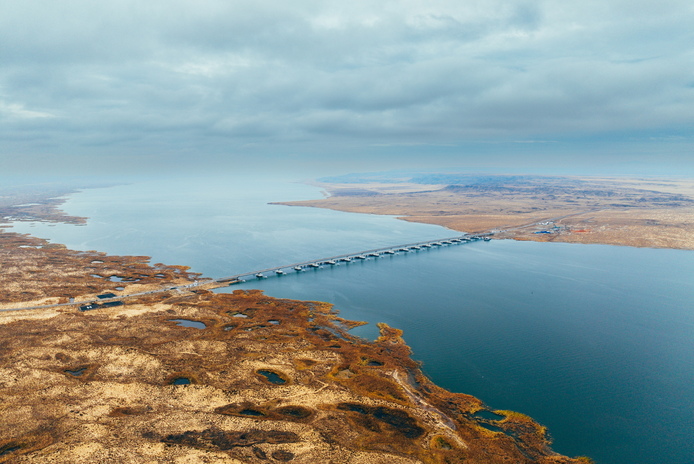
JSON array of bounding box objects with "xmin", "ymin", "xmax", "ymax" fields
[{"xmin": 275, "ymin": 174, "xmax": 694, "ymax": 250}]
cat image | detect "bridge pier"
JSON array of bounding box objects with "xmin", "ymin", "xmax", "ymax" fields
[{"xmin": 217, "ymin": 234, "xmax": 490, "ymax": 286}]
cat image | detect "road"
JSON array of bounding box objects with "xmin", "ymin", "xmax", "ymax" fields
[{"xmin": 2, "ymin": 234, "xmax": 483, "ymax": 313}]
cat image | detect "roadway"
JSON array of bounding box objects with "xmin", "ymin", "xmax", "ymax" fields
[
  {"xmin": 2, "ymin": 234, "xmax": 486, "ymax": 313},
  {"xmin": 217, "ymin": 234, "xmax": 484, "ymax": 282}
]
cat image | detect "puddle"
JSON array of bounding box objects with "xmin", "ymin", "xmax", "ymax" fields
[
  {"xmin": 477, "ymin": 422, "xmax": 505, "ymax": 433},
  {"xmin": 366, "ymin": 360, "xmax": 384, "ymax": 366},
  {"xmin": 168, "ymin": 319, "xmax": 206, "ymax": 329},
  {"xmin": 268, "ymin": 320, "xmax": 280, "ymax": 325},
  {"xmin": 171, "ymin": 377, "xmax": 191, "ymax": 385},
  {"xmin": 0, "ymin": 444, "xmax": 21, "ymax": 457},
  {"xmin": 472, "ymin": 410, "xmax": 519, "ymax": 438},
  {"xmin": 257, "ymin": 370, "xmax": 287, "ymax": 385},
  {"xmin": 90, "ymin": 260, "xmax": 104, "ymax": 264},
  {"xmin": 108, "ymin": 275, "xmax": 125, "ymax": 282},
  {"xmin": 232, "ymin": 313, "xmax": 249, "ymax": 318},
  {"xmin": 239, "ymin": 408, "xmax": 265, "ymax": 417},
  {"xmin": 473, "ymin": 410, "xmax": 506, "ymax": 421},
  {"xmin": 223, "ymin": 324, "xmax": 236, "ymax": 331},
  {"xmin": 65, "ymin": 367, "xmax": 87, "ymax": 377},
  {"xmin": 115, "ymin": 286, "xmax": 125, "ymax": 291}
]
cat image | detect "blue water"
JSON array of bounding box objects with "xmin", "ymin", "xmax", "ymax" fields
[
  {"xmin": 9, "ymin": 176, "xmax": 694, "ymax": 464},
  {"xmin": 168, "ymin": 319, "xmax": 207, "ymax": 329},
  {"xmin": 13, "ymin": 176, "xmax": 447, "ymax": 275}
]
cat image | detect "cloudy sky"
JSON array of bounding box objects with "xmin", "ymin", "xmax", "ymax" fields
[{"xmin": 1, "ymin": 0, "xmax": 693, "ymax": 178}]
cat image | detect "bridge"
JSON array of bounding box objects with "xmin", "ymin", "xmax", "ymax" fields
[
  {"xmin": 216, "ymin": 234, "xmax": 489, "ymax": 284},
  {"xmin": 2, "ymin": 234, "xmax": 490, "ymax": 312}
]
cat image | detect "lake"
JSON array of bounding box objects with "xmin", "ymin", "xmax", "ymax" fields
[{"xmin": 10, "ymin": 175, "xmax": 694, "ymax": 464}]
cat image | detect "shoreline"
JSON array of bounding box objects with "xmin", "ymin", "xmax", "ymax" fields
[
  {"xmin": 0, "ymin": 226, "xmax": 588, "ymax": 463},
  {"xmin": 1, "ymin": 176, "xmax": 692, "ymax": 462},
  {"xmin": 275, "ymin": 176, "xmax": 694, "ymax": 251}
]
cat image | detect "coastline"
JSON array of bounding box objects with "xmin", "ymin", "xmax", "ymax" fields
[
  {"xmin": 274, "ymin": 176, "xmax": 694, "ymax": 250},
  {"xmin": 0, "ymin": 186, "xmax": 589, "ymax": 463}
]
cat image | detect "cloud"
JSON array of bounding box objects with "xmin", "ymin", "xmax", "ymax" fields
[
  {"xmin": 0, "ymin": 101, "xmax": 56, "ymax": 120},
  {"xmin": 0, "ymin": 0, "xmax": 692, "ymax": 174}
]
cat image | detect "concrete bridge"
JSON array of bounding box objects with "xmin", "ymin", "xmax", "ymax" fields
[
  {"xmin": 216, "ymin": 234, "xmax": 489, "ymax": 284},
  {"xmin": 3, "ymin": 234, "xmax": 490, "ymax": 312}
]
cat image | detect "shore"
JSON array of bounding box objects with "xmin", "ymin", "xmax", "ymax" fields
[
  {"xmin": 0, "ymin": 187, "xmax": 589, "ymax": 463},
  {"xmin": 275, "ymin": 176, "xmax": 694, "ymax": 250}
]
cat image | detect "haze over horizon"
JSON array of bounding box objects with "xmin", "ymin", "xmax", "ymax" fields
[{"xmin": 1, "ymin": 0, "xmax": 693, "ymax": 179}]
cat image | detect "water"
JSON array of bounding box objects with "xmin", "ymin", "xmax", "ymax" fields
[
  {"xmin": 64, "ymin": 367, "xmax": 87, "ymax": 377},
  {"xmin": 257, "ymin": 369, "xmax": 288, "ymax": 385},
  {"xmin": 11, "ymin": 176, "xmax": 447, "ymax": 276},
  {"xmin": 168, "ymin": 319, "xmax": 207, "ymax": 329},
  {"xmin": 226, "ymin": 239, "xmax": 694, "ymax": 463},
  {"xmin": 9, "ymin": 176, "xmax": 694, "ymax": 464},
  {"xmin": 171, "ymin": 377, "xmax": 191, "ymax": 385}
]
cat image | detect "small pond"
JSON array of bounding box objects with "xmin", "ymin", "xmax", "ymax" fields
[
  {"xmin": 168, "ymin": 319, "xmax": 206, "ymax": 329},
  {"xmin": 65, "ymin": 367, "xmax": 87, "ymax": 377},
  {"xmin": 473, "ymin": 410, "xmax": 505, "ymax": 421},
  {"xmin": 257, "ymin": 370, "xmax": 287, "ymax": 385}
]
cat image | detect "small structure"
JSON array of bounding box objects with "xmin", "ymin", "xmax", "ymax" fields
[{"xmin": 97, "ymin": 293, "xmax": 117, "ymax": 299}]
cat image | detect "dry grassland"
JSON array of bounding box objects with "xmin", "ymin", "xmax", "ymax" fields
[
  {"xmin": 0, "ymin": 285, "xmax": 584, "ymax": 463},
  {"xmin": 280, "ymin": 176, "xmax": 694, "ymax": 250}
]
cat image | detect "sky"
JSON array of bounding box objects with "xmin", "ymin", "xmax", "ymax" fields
[{"xmin": 1, "ymin": 0, "xmax": 693, "ymax": 178}]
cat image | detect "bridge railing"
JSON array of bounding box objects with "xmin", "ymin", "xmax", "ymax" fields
[{"xmin": 216, "ymin": 234, "xmax": 481, "ymax": 282}]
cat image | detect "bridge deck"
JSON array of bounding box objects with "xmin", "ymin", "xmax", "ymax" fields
[
  {"xmin": 2, "ymin": 234, "xmax": 489, "ymax": 312},
  {"xmin": 216, "ymin": 234, "xmax": 483, "ymax": 282}
]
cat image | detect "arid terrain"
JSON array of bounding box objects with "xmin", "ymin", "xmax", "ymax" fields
[
  {"xmin": 0, "ymin": 185, "xmax": 590, "ymax": 463},
  {"xmin": 277, "ymin": 174, "xmax": 694, "ymax": 250},
  {"xmin": 0, "ymin": 283, "xmax": 585, "ymax": 464}
]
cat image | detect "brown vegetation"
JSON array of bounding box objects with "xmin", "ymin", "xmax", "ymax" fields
[
  {"xmin": 0, "ymin": 286, "xmax": 585, "ymax": 463},
  {"xmin": 0, "ymin": 231, "xmax": 200, "ymax": 309},
  {"xmin": 0, "ymin": 184, "xmax": 91, "ymax": 226},
  {"xmin": 278, "ymin": 176, "xmax": 694, "ymax": 250}
]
